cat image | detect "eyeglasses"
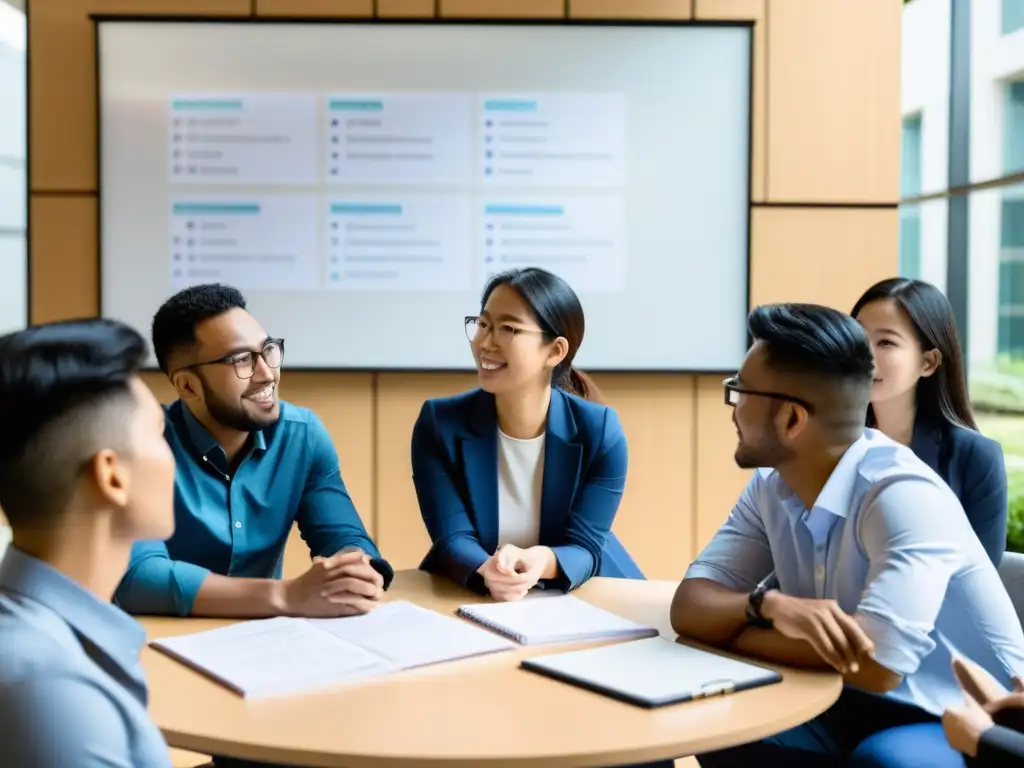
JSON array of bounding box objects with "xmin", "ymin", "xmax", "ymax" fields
[
  {"xmin": 723, "ymin": 375, "xmax": 814, "ymax": 413},
  {"xmin": 464, "ymin": 316, "xmax": 545, "ymax": 346},
  {"xmin": 184, "ymin": 338, "xmax": 285, "ymax": 380}
]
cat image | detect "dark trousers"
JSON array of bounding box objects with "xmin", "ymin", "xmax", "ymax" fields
[{"xmin": 695, "ymin": 687, "xmax": 965, "ymax": 768}]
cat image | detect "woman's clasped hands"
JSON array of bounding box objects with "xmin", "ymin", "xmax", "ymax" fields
[{"xmin": 476, "ymin": 544, "xmax": 556, "ymax": 601}]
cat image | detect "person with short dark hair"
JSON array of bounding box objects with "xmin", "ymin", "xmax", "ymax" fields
[
  {"xmin": 413, "ymin": 268, "xmax": 644, "ymax": 600},
  {"xmin": 672, "ymin": 303, "xmax": 1024, "ymax": 768},
  {"xmin": 115, "ymin": 283, "xmax": 392, "ymax": 619},
  {"xmin": 0, "ymin": 318, "xmax": 174, "ymax": 767},
  {"xmin": 852, "ymin": 277, "xmax": 1007, "ymax": 565}
]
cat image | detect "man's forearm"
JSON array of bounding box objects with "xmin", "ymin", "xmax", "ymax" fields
[
  {"xmin": 671, "ymin": 578, "xmax": 751, "ymax": 646},
  {"xmin": 730, "ymin": 627, "xmax": 831, "ymax": 670},
  {"xmin": 190, "ymin": 573, "xmax": 288, "ymax": 618}
]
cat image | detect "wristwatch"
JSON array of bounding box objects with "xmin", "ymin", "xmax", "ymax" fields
[{"xmin": 746, "ymin": 583, "xmax": 775, "ymax": 629}]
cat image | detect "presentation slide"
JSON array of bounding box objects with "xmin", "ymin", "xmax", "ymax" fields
[{"xmin": 98, "ymin": 22, "xmax": 751, "ymax": 371}]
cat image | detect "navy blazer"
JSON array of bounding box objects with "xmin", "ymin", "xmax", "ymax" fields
[
  {"xmin": 411, "ymin": 387, "xmax": 644, "ymax": 593},
  {"xmin": 910, "ymin": 415, "xmax": 1008, "ymax": 566}
]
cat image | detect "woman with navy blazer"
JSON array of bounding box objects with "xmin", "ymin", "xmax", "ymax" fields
[
  {"xmin": 411, "ymin": 267, "xmax": 644, "ymax": 600},
  {"xmin": 852, "ymin": 277, "xmax": 1008, "ymax": 565}
]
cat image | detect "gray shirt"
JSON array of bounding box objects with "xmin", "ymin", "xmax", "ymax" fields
[{"xmin": 0, "ymin": 546, "xmax": 170, "ymax": 767}]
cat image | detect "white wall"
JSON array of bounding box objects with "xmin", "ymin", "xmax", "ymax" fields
[{"xmin": 0, "ymin": 1, "xmax": 25, "ymax": 336}]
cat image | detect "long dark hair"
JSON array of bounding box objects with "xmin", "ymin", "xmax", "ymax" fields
[
  {"xmin": 851, "ymin": 277, "xmax": 977, "ymax": 431},
  {"xmin": 480, "ymin": 268, "xmax": 600, "ymax": 402}
]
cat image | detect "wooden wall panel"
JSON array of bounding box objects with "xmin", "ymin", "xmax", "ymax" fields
[
  {"xmin": 279, "ymin": 373, "xmax": 375, "ymax": 576},
  {"xmin": 28, "ymin": 1, "xmax": 251, "ymax": 193},
  {"xmin": 375, "ymin": 373, "xmax": 477, "ymax": 569},
  {"xmin": 439, "ymin": 0, "xmax": 561, "ymax": 18},
  {"xmin": 693, "ymin": 376, "xmax": 751, "ymax": 556},
  {"xmin": 750, "ymin": 207, "xmax": 899, "ymax": 311},
  {"xmin": 377, "ymin": 0, "xmax": 435, "ymax": 17},
  {"xmin": 591, "ymin": 374, "xmax": 695, "ymax": 580},
  {"xmin": 256, "ymin": 0, "xmax": 373, "ymax": 16},
  {"xmin": 766, "ymin": 0, "xmax": 902, "ymax": 203},
  {"xmin": 569, "ymin": 0, "xmax": 690, "ymax": 20},
  {"xmin": 695, "ymin": 0, "xmax": 765, "ymax": 202},
  {"xmin": 30, "ymin": 195, "xmax": 99, "ymax": 322}
]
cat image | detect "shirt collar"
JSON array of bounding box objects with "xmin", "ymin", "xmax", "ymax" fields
[
  {"xmin": 0, "ymin": 546, "xmax": 147, "ymax": 669},
  {"xmin": 178, "ymin": 400, "xmax": 267, "ymax": 458},
  {"xmin": 770, "ymin": 430, "xmax": 876, "ymax": 523}
]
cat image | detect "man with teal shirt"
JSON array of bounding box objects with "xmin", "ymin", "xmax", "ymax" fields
[{"xmin": 115, "ymin": 283, "xmax": 391, "ymax": 618}]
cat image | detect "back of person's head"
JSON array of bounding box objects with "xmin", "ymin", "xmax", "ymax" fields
[
  {"xmin": 0, "ymin": 318, "xmax": 174, "ymax": 536},
  {"xmin": 748, "ymin": 303, "xmax": 875, "ymax": 437},
  {"xmin": 152, "ymin": 283, "xmax": 247, "ymax": 374},
  {"xmin": 851, "ymin": 277, "xmax": 976, "ymax": 431},
  {"xmin": 479, "ymin": 268, "xmax": 600, "ymax": 402}
]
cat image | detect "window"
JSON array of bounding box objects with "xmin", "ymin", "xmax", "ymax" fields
[
  {"xmin": 901, "ymin": 114, "xmax": 923, "ymax": 197},
  {"xmin": 1000, "ymin": 189, "xmax": 1024, "ymax": 356},
  {"xmin": 1007, "ymin": 81, "xmax": 1024, "ymax": 175},
  {"xmin": 1003, "ymin": 0, "xmax": 1024, "ymax": 36},
  {"xmin": 899, "ymin": 115, "xmax": 924, "ymax": 278}
]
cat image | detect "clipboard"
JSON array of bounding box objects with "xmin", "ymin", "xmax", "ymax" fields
[{"xmin": 520, "ymin": 635, "xmax": 782, "ymax": 708}]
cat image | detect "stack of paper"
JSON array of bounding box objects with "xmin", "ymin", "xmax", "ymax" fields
[
  {"xmin": 456, "ymin": 595, "xmax": 660, "ymax": 645},
  {"xmin": 150, "ymin": 601, "xmax": 517, "ymax": 698}
]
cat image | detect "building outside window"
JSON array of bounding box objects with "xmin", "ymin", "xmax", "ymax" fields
[{"xmin": 904, "ymin": 0, "xmax": 1024, "ymax": 549}]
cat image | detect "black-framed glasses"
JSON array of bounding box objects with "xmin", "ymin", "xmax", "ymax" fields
[
  {"xmin": 184, "ymin": 338, "xmax": 285, "ymax": 380},
  {"xmin": 723, "ymin": 376, "xmax": 814, "ymax": 413},
  {"xmin": 464, "ymin": 316, "xmax": 545, "ymax": 346}
]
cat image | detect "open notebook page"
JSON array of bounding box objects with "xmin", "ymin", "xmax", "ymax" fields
[
  {"xmin": 308, "ymin": 600, "xmax": 517, "ymax": 668},
  {"xmin": 456, "ymin": 595, "xmax": 659, "ymax": 645},
  {"xmin": 150, "ymin": 616, "xmax": 393, "ymax": 699}
]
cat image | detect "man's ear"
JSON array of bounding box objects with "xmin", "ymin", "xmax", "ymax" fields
[
  {"xmin": 86, "ymin": 448, "xmax": 129, "ymax": 508},
  {"xmin": 776, "ymin": 402, "xmax": 810, "ymax": 444},
  {"xmin": 921, "ymin": 348, "xmax": 942, "ymax": 378},
  {"xmin": 170, "ymin": 370, "xmax": 200, "ymax": 402}
]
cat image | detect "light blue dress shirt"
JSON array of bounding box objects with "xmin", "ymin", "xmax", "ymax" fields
[
  {"xmin": 686, "ymin": 428, "xmax": 1024, "ymax": 716},
  {"xmin": 0, "ymin": 547, "xmax": 170, "ymax": 767},
  {"xmin": 115, "ymin": 400, "xmax": 392, "ymax": 616}
]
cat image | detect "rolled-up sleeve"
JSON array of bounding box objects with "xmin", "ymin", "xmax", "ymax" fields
[
  {"xmin": 113, "ymin": 539, "xmax": 210, "ymax": 617},
  {"xmin": 854, "ymin": 478, "xmax": 962, "ymax": 676},
  {"xmin": 684, "ymin": 472, "xmax": 775, "ymax": 592},
  {"xmin": 0, "ymin": 676, "xmax": 163, "ymax": 767}
]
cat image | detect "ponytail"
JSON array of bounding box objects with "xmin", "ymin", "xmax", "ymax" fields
[{"xmin": 557, "ymin": 365, "xmax": 602, "ymax": 403}]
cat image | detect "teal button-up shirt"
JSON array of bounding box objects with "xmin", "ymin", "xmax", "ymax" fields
[{"xmin": 115, "ymin": 400, "xmax": 391, "ymax": 616}]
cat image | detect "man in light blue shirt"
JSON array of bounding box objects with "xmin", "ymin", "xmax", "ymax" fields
[
  {"xmin": 672, "ymin": 304, "xmax": 1024, "ymax": 767},
  {"xmin": 0, "ymin": 319, "xmax": 176, "ymax": 767},
  {"xmin": 115, "ymin": 283, "xmax": 391, "ymax": 619}
]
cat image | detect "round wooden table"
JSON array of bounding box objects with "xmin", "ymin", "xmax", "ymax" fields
[{"xmin": 142, "ymin": 570, "xmax": 841, "ymax": 767}]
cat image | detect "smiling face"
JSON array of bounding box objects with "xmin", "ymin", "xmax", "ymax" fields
[
  {"xmin": 469, "ymin": 284, "xmax": 568, "ymax": 396},
  {"xmin": 854, "ymin": 298, "xmax": 939, "ymax": 409},
  {"xmin": 177, "ymin": 308, "xmax": 282, "ymax": 432}
]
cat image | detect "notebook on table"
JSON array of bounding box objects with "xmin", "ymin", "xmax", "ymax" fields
[
  {"xmin": 456, "ymin": 594, "xmax": 659, "ymax": 645},
  {"xmin": 521, "ymin": 635, "xmax": 782, "ymax": 708},
  {"xmin": 149, "ymin": 601, "xmax": 516, "ymax": 699}
]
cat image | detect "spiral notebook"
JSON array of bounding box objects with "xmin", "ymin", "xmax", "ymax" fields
[
  {"xmin": 456, "ymin": 595, "xmax": 659, "ymax": 645},
  {"xmin": 521, "ymin": 635, "xmax": 783, "ymax": 708}
]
